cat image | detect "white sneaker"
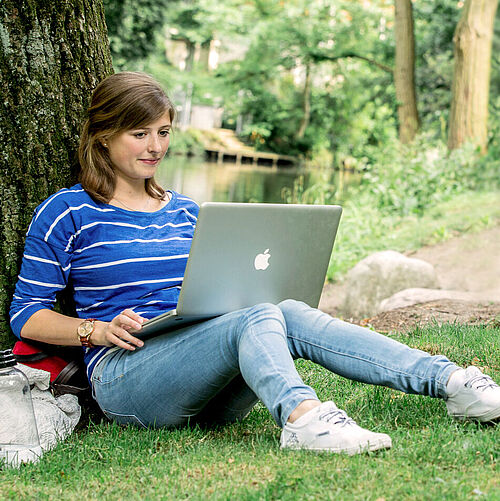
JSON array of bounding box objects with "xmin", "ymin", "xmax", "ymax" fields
[
  {"xmin": 280, "ymin": 401, "xmax": 392, "ymax": 455},
  {"xmin": 446, "ymin": 367, "xmax": 500, "ymax": 422}
]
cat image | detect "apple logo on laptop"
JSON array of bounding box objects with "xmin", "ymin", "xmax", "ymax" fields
[{"xmin": 254, "ymin": 249, "xmax": 271, "ymax": 270}]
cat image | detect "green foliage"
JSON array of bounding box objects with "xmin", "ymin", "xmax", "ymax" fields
[
  {"xmin": 284, "ymin": 138, "xmax": 499, "ymax": 217},
  {"xmin": 356, "ymin": 139, "xmax": 493, "ymax": 217},
  {"xmin": 104, "ymin": 0, "xmax": 500, "ymax": 162},
  {"xmin": 167, "ymin": 128, "xmax": 206, "ymax": 157},
  {"xmin": 113, "ymin": 0, "xmax": 399, "ymax": 158},
  {"xmin": 281, "ymin": 169, "xmax": 349, "ymax": 206},
  {"xmin": 103, "ymin": 0, "xmax": 172, "ymax": 68},
  {"xmin": 491, "ymin": 6, "xmax": 500, "ymax": 103},
  {"xmin": 165, "ymin": 0, "xmax": 254, "ymax": 44},
  {"xmin": 413, "ymin": 0, "xmax": 460, "ymax": 130},
  {"xmin": 220, "ymin": 0, "xmax": 395, "ymax": 157},
  {"xmin": 488, "ymin": 5, "xmax": 500, "ymax": 156}
]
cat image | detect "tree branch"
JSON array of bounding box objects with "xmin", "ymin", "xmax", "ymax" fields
[{"xmin": 310, "ymin": 51, "xmax": 393, "ymax": 74}]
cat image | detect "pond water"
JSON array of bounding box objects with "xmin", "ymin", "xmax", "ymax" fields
[{"xmin": 156, "ymin": 156, "xmax": 360, "ymax": 205}]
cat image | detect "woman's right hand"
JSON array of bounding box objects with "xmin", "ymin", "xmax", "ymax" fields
[{"xmin": 93, "ymin": 309, "xmax": 146, "ymax": 350}]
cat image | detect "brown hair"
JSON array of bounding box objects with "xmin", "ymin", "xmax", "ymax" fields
[{"xmin": 78, "ymin": 72, "xmax": 175, "ymax": 203}]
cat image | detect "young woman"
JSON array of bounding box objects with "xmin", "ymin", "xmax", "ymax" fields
[{"xmin": 10, "ymin": 72, "xmax": 500, "ymax": 455}]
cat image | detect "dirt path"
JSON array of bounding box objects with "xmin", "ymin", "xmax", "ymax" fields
[
  {"xmin": 359, "ymin": 299, "xmax": 500, "ymax": 333},
  {"xmin": 408, "ymin": 225, "xmax": 500, "ymax": 299},
  {"xmin": 319, "ymin": 225, "xmax": 500, "ymax": 332}
]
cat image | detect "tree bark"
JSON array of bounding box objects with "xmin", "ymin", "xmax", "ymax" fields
[
  {"xmin": 0, "ymin": 0, "xmax": 113, "ymax": 348},
  {"xmin": 448, "ymin": 0, "xmax": 499, "ymax": 152},
  {"xmin": 394, "ymin": 0, "xmax": 420, "ymax": 144}
]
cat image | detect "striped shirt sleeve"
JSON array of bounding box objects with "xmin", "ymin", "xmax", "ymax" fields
[{"xmin": 10, "ymin": 200, "xmax": 74, "ymax": 338}]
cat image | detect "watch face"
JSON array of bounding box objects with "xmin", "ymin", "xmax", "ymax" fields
[{"xmin": 78, "ymin": 321, "xmax": 93, "ymax": 337}]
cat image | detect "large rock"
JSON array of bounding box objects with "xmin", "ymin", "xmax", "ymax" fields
[
  {"xmin": 341, "ymin": 251, "xmax": 439, "ymax": 318},
  {"xmin": 378, "ymin": 288, "xmax": 500, "ymax": 312}
]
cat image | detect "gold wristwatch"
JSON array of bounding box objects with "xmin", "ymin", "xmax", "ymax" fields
[{"xmin": 77, "ymin": 318, "xmax": 97, "ymax": 348}]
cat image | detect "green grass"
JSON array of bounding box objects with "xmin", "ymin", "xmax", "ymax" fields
[
  {"xmin": 328, "ymin": 189, "xmax": 500, "ymax": 280},
  {"xmin": 1, "ymin": 323, "xmax": 499, "ymax": 500}
]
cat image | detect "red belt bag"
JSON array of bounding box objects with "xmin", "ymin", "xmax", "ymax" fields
[{"xmin": 13, "ymin": 340, "xmax": 89, "ymax": 397}]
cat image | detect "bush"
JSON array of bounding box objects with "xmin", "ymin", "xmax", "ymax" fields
[
  {"xmin": 352, "ymin": 137, "xmax": 500, "ymax": 217},
  {"xmin": 283, "ymin": 137, "xmax": 499, "ymax": 217}
]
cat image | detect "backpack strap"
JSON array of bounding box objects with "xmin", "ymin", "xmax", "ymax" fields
[
  {"xmin": 13, "ymin": 352, "xmax": 49, "ymax": 363},
  {"xmin": 51, "ymin": 360, "xmax": 89, "ymax": 396}
]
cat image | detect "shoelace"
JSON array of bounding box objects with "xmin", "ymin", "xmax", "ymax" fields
[
  {"xmin": 319, "ymin": 408, "xmax": 356, "ymax": 427},
  {"xmin": 465, "ymin": 373, "xmax": 499, "ymax": 391}
]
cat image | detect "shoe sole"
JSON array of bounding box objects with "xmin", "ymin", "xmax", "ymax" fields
[
  {"xmin": 448, "ymin": 401, "xmax": 500, "ymax": 423},
  {"xmin": 281, "ymin": 436, "xmax": 392, "ymax": 456},
  {"xmin": 450, "ymin": 410, "xmax": 500, "ymax": 423}
]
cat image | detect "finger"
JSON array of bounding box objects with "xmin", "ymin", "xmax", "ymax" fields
[
  {"xmin": 109, "ymin": 334, "xmax": 136, "ymax": 351},
  {"xmin": 125, "ymin": 334, "xmax": 144, "ymax": 348},
  {"xmin": 121, "ymin": 309, "xmax": 147, "ymax": 324},
  {"xmin": 114, "ymin": 313, "xmax": 144, "ymax": 332},
  {"xmin": 107, "ymin": 326, "xmax": 144, "ymax": 349}
]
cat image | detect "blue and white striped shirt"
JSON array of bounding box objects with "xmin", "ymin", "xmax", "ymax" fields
[{"xmin": 10, "ymin": 184, "xmax": 199, "ymax": 380}]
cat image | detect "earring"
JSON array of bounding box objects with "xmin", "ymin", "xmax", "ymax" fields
[{"xmin": 103, "ymin": 142, "xmax": 108, "ymax": 148}]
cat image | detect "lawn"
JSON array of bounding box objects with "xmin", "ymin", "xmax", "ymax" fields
[{"xmin": 1, "ymin": 322, "xmax": 498, "ymax": 500}]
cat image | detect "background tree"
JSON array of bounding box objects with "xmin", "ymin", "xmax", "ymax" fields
[
  {"xmin": 104, "ymin": 0, "xmax": 172, "ymax": 68},
  {"xmin": 394, "ymin": 0, "xmax": 420, "ymax": 143},
  {"xmin": 413, "ymin": 0, "xmax": 459, "ymax": 132},
  {"xmin": 0, "ymin": 0, "xmax": 113, "ymax": 348},
  {"xmin": 448, "ymin": 0, "xmax": 499, "ymax": 152},
  {"xmin": 103, "ymin": 0, "xmax": 500, "ymax": 166},
  {"xmin": 218, "ymin": 0, "xmax": 394, "ymax": 157},
  {"xmin": 487, "ymin": 3, "xmax": 500, "ymax": 154}
]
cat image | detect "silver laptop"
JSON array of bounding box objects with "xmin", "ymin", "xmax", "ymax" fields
[{"xmin": 134, "ymin": 202, "xmax": 342, "ymax": 338}]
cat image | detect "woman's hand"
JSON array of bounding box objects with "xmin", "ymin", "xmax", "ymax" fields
[{"xmin": 93, "ymin": 309, "xmax": 146, "ymax": 350}]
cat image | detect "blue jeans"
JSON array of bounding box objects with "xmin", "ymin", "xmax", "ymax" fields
[{"xmin": 91, "ymin": 300, "xmax": 458, "ymax": 428}]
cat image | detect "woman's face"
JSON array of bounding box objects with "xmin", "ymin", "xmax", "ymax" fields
[{"xmin": 106, "ymin": 111, "xmax": 172, "ymax": 184}]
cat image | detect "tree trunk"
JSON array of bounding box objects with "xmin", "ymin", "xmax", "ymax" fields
[
  {"xmin": 448, "ymin": 0, "xmax": 499, "ymax": 152},
  {"xmin": 0, "ymin": 0, "xmax": 113, "ymax": 348},
  {"xmin": 394, "ymin": 0, "xmax": 420, "ymax": 143}
]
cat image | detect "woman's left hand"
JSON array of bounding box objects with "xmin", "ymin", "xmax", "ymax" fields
[{"xmin": 92, "ymin": 309, "xmax": 146, "ymax": 350}]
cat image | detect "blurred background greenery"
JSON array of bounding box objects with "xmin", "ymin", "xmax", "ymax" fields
[
  {"xmin": 103, "ymin": 1, "xmax": 499, "ymax": 158},
  {"xmin": 102, "ymin": 0, "xmax": 500, "ymax": 279}
]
